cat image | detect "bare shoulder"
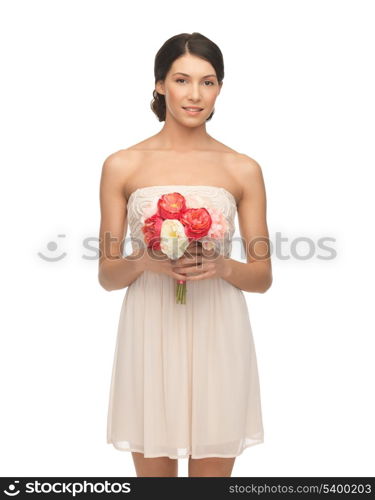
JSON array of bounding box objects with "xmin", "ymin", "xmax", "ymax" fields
[
  {"xmin": 100, "ymin": 146, "xmax": 143, "ymax": 193},
  {"xmin": 102, "ymin": 134, "xmax": 160, "ymax": 177},
  {"xmin": 234, "ymin": 152, "xmax": 263, "ymax": 176},
  {"xmin": 232, "ymin": 153, "xmax": 265, "ymax": 202},
  {"xmin": 102, "ymin": 146, "xmax": 140, "ymax": 170},
  {"xmin": 209, "ymin": 138, "xmax": 260, "ymax": 170},
  {"xmin": 209, "ymin": 137, "xmax": 239, "ymax": 155},
  {"xmin": 115, "ymin": 133, "xmax": 161, "ymax": 155},
  {"xmin": 213, "ymin": 146, "xmax": 265, "ymax": 203}
]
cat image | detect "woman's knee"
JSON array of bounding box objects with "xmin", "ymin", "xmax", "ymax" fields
[
  {"xmin": 131, "ymin": 452, "xmax": 178, "ymax": 477},
  {"xmin": 188, "ymin": 456, "xmax": 236, "ymax": 477}
]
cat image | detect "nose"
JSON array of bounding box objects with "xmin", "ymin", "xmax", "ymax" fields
[{"xmin": 187, "ymin": 82, "xmax": 201, "ymax": 102}]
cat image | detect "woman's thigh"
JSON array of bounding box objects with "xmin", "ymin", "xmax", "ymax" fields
[
  {"xmin": 131, "ymin": 451, "xmax": 178, "ymax": 477},
  {"xmin": 188, "ymin": 456, "xmax": 236, "ymax": 477}
]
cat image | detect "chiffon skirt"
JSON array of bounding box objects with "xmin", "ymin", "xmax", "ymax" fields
[{"xmin": 106, "ymin": 269, "xmax": 264, "ymax": 459}]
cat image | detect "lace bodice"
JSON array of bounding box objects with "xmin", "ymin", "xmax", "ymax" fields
[{"xmin": 126, "ymin": 185, "xmax": 237, "ymax": 257}]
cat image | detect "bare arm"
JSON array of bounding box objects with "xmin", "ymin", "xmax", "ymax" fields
[
  {"xmin": 98, "ymin": 153, "xmax": 146, "ymax": 291},
  {"xmin": 222, "ymin": 157, "xmax": 273, "ymax": 293},
  {"xmin": 98, "ymin": 152, "xmax": 189, "ymax": 291}
]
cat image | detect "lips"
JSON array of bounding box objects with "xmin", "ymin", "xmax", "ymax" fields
[{"xmin": 182, "ymin": 107, "xmax": 203, "ymax": 111}]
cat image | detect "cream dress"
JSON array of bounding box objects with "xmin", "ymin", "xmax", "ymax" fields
[{"xmin": 106, "ymin": 185, "xmax": 264, "ymax": 459}]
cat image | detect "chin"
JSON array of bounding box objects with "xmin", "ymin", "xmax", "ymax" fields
[{"xmin": 181, "ymin": 112, "xmax": 207, "ymax": 124}]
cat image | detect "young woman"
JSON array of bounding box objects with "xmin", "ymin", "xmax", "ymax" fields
[{"xmin": 98, "ymin": 32, "xmax": 272, "ymax": 477}]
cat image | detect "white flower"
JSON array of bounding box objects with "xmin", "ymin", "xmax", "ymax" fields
[{"xmin": 160, "ymin": 219, "xmax": 189, "ymax": 260}]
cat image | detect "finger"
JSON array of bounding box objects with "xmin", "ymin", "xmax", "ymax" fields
[
  {"xmin": 178, "ymin": 257, "xmax": 204, "ymax": 267},
  {"xmin": 187, "ymin": 250, "xmax": 203, "ymax": 256},
  {"xmin": 173, "ymin": 259, "xmax": 184, "ymax": 266},
  {"xmin": 173, "ymin": 263, "xmax": 204, "ymax": 273},
  {"xmin": 182, "ymin": 251, "xmax": 202, "ymax": 259},
  {"xmin": 172, "ymin": 271, "xmax": 188, "ymax": 280},
  {"xmin": 185, "ymin": 269, "xmax": 215, "ymax": 281},
  {"xmin": 175, "ymin": 258, "xmax": 204, "ymax": 267},
  {"xmin": 176, "ymin": 256, "xmax": 203, "ymax": 266}
]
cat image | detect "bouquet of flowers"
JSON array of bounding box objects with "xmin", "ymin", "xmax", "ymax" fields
[{"xmin": 141, "ymin": 191, "xmax": 228, "ymax": 304}]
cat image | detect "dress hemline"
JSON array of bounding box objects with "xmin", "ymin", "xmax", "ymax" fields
[{"xmin": 107, "ymin": 437, "xmax": 264, "ymax": 460}]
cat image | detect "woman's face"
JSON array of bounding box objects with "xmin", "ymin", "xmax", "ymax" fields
[{"xmin": 156, "ymin": 53, "xmax": 222, "ymax": 126}]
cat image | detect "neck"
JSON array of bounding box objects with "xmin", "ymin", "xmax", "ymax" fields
[{"xmin": 156, "ymin": 112, "xmax": 212, "ymax": 151}]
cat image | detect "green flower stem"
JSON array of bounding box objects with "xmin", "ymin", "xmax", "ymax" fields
[{"xmin": 176, "ymin": 281, "xmax": 187, "ymax": 304}]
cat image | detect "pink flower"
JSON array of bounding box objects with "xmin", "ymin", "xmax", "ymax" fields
[
  {"xmin": 205, "ymin": 207, "xmax": 227, "ymax": 239},
  {"xmin": 199, "ymin": 207, "xmax": 227, "ymax": 251}
]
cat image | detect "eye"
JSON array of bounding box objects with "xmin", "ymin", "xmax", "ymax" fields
[{"xmin": 175, "ymin": 78, "xmax": 215, "ymax": 86}]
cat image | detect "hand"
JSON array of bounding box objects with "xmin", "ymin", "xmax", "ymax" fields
[
  {"xmin": 168, "ymin": 239, "xmax": 203, "ymax": 279},
  {"xmin": 142, "ymin": 240, "xmax": 203, "ymax": 281},
  {"xmin": 171, "ymin": 242, "xmax": 230, "ymax": 281},
  {"xmin": 142, "ymin": 246, "xmax": 189, "ymax": 281}
]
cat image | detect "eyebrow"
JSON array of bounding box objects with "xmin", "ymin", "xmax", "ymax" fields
[{"xmin": 172, "ymin": 72, "xmax": 217, "ymax": 79}]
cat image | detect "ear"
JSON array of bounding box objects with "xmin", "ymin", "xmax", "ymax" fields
[
  {"xmin": 217, "ymin": 81, "xmax": 223, "ymax": 95},
  {"xmin": 155, "ymin": 80, "xmax": 165, "ymax": 96}
]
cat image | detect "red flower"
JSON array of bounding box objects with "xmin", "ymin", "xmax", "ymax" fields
[
  {"xmin": 142, "ymin": 213, "xmax": 164, "ymax": 250},
  {"xmin": 180, "ymin": 208, "xmax": 212, "ymax": 239},
  {"xmin": 157, "ymin": 192, "xmax": 186, "ymax": 220}
]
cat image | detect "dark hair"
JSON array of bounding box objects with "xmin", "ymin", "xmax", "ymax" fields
[{"xmin": 150, "ymin": 32, "xmax": 224, "ymax": 122}]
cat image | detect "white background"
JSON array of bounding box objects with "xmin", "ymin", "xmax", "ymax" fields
[{"xmin": 1, "ymin": 0, "xmax": 374, "ymax": 477}]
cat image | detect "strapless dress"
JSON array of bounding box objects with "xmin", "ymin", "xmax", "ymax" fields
[{"xmin": 106, "ymin": 185, "xmax": 264, "ymax": 459}]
